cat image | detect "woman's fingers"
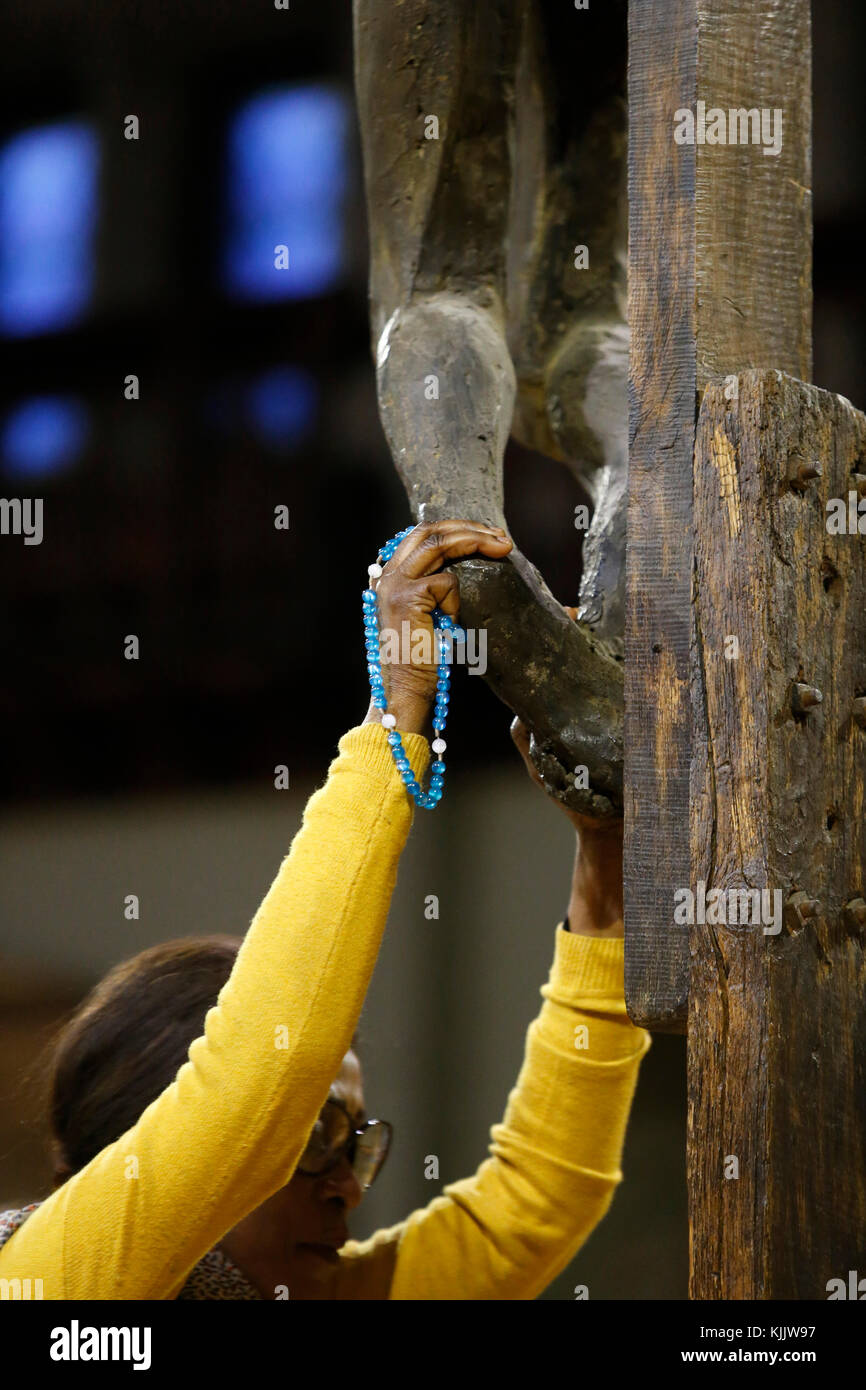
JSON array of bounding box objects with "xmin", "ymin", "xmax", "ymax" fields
[
  {"xmin": 391, "ymin": 520, "xmax": 511, "ymax": 580},
  {"xmin": 510, "ymin": 717, "xmax": 544, "ymax": 788},
  {"xmin": 421, "ymin": 570, "xmax": 461, "ymax": 618},
  {"xmin": 510, "ymin": 715, "xmax": 530, "ymax": 761}
]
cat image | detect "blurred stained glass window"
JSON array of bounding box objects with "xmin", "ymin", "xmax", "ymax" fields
[
  {"xmin": 1, "ymin": 395, "xmax": 90, "ymax": 479},
  {"xmin": 245, "ymin": 364, "xmax": 318, "ymax": 450},
  {"xmin": 223, "ymin": 85, "xmax": 349, "ymax": 302},
  {"xmin": 0, "ymin": 121, "xmax": 100, "ymax": 337}
]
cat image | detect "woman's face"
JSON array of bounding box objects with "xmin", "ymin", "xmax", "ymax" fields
[{"xmin": 221, "ymin": 1050, "xmax": 367, "ymax": 1298}]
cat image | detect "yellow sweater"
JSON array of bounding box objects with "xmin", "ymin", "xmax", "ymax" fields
[{"xmin": 0, "ymin": 723, "xmax": 651, "ymax": 1300}]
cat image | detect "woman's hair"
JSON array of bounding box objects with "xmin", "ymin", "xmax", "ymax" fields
[
  {"xmin": 49, "ymin": 936, "xmax": 242, "ymax": 1185},
  {"xmin": 48, "ymin": 934, "xmax": 363, "ymax": 1187}
]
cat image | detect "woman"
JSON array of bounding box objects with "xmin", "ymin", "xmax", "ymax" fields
[{"xmin": 0, "ymin": 520, "xmax": 651, "ymax": 1300}]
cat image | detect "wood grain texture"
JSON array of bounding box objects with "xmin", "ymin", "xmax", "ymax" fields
[
  {"xmin": 625, "ymin": 0, "xmax": 812, "ymax": 1029},
  {"xmin": 688, "ymin": 370, "xmax": 866, "ymax": 1299}
]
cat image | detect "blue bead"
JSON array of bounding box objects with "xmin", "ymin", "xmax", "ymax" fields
[{"xmin": 432, "ymin": 719, "xmax": 445, "ymax": 731}]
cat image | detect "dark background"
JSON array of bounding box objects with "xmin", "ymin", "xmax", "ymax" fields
[{"xmin": 0, "ymin": 1, "xmax": 862, "ymax": 1300}]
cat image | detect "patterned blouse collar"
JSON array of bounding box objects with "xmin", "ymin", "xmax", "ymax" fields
[{"xmin": 0, "ymin": 1203, "xmax": 262, "ymax": 1300}]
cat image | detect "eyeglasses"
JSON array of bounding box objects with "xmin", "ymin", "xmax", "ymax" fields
[{"xmin": 296, "ymin": 1096, "xmax": 393, "ymax": 1191}]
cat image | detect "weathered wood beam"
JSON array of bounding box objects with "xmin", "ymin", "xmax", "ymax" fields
[
  {"xmin": 688, "ymin": 370, "xmax": 866, "ymax": 1298},
  {"xmin": 625, "ymin": 0, "xmax": 812, "ymax": 1029}
]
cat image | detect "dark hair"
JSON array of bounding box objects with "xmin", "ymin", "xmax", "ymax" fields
[
  {"xmin": 48, "ymin": 935, "xmax": 362, "ymax": 1187},
  {"xmin": 49, "ymin": 936, "xmax": 242, "ymax": 1185}
]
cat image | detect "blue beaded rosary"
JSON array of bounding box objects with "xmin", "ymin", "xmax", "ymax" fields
[{"xmin": 363, "ymin": 526, "xmax": 456, "ymax": 809}]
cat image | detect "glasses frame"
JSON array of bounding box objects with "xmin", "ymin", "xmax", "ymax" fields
[{"xmin": 295, "ymin": 1095, "xmax": 393, "ymax": 1190}]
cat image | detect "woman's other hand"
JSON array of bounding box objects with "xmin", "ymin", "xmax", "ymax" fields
[{"xmin": 510, "ymin": 606, "xmax": 624, "ymax": 937}]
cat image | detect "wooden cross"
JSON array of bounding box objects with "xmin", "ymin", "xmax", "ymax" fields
[
  {"xmin": 624, "ymin": 0, "xmax": 866, "ymax": 1297},
  {"xmin": 353, "ymin": 0, "xmax": 865, "ymax": 1298}
]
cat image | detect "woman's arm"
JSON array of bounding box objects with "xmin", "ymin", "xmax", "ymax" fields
[
  {"xmin": 0, "ymin": 521, "xmax": 510, "ymax": 1300},
  {"xmin": 336, "ymin": 719, "xmax": 651, "ymax": 1301}
]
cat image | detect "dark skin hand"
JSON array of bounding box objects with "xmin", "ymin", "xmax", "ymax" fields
[
  {"xmin": 362, "ymin": 519, "xmax": 512, "ymax": 738},
  {"xmin": 362, "ymin": 531, "xmax": 622, "ymax": 935},
  {"xmin": 510, "ymin": 608, "xmax": 624, "ymax": 940}
]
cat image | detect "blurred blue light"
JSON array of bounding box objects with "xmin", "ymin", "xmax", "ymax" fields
[
  {"xmin": 223, "ymin": 85, "xmax": 348, "ymax": 302},
  {"xmin": 2, "ymin": 397, "xmax": 90, "ymax": 478},
  {"xmin": 245, "ymin": 366, "xmax": 318, "ymax": 450},
  {"xmin": 0, "ymin": 122, "xmax": 100, "ymax": 337}
]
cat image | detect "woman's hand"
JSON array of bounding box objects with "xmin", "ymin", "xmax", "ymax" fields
[
  {"xmin": 510, "ymin": 607, "xmax": 624, "ymax": 938},
  {"xmin": 363, "ymin": 520, "xmax": 512, "ymax": 736}
]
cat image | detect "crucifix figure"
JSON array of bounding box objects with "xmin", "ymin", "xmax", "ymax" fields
[{"xmin": 354, "ymin": 0, "xmax": 628, "ymax": 821}]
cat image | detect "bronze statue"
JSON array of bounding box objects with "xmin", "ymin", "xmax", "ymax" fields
[{"xmin": 354, "ymin": 0, "xmax": 628, "ymax": 816}]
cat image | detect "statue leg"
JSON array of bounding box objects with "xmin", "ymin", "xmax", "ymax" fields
[
  {"xmin": 508, "ymin": 0, "xmax": 629, "ymax": 653},
  {"xmin": 353, "ymin": 0, "xmax": 624, "ymax": 816}
]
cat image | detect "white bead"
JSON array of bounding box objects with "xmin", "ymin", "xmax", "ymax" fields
[
  {"xmin": 432, "ymin": 738, "xmax": 447, "ymax": 754},
  {"xmin": 368, "ymin": 562, "xmax": 383, "ymax": 578},
  {"xmin": 381, "ymin": 713, "xmax": 397, "ymax": 729}
]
